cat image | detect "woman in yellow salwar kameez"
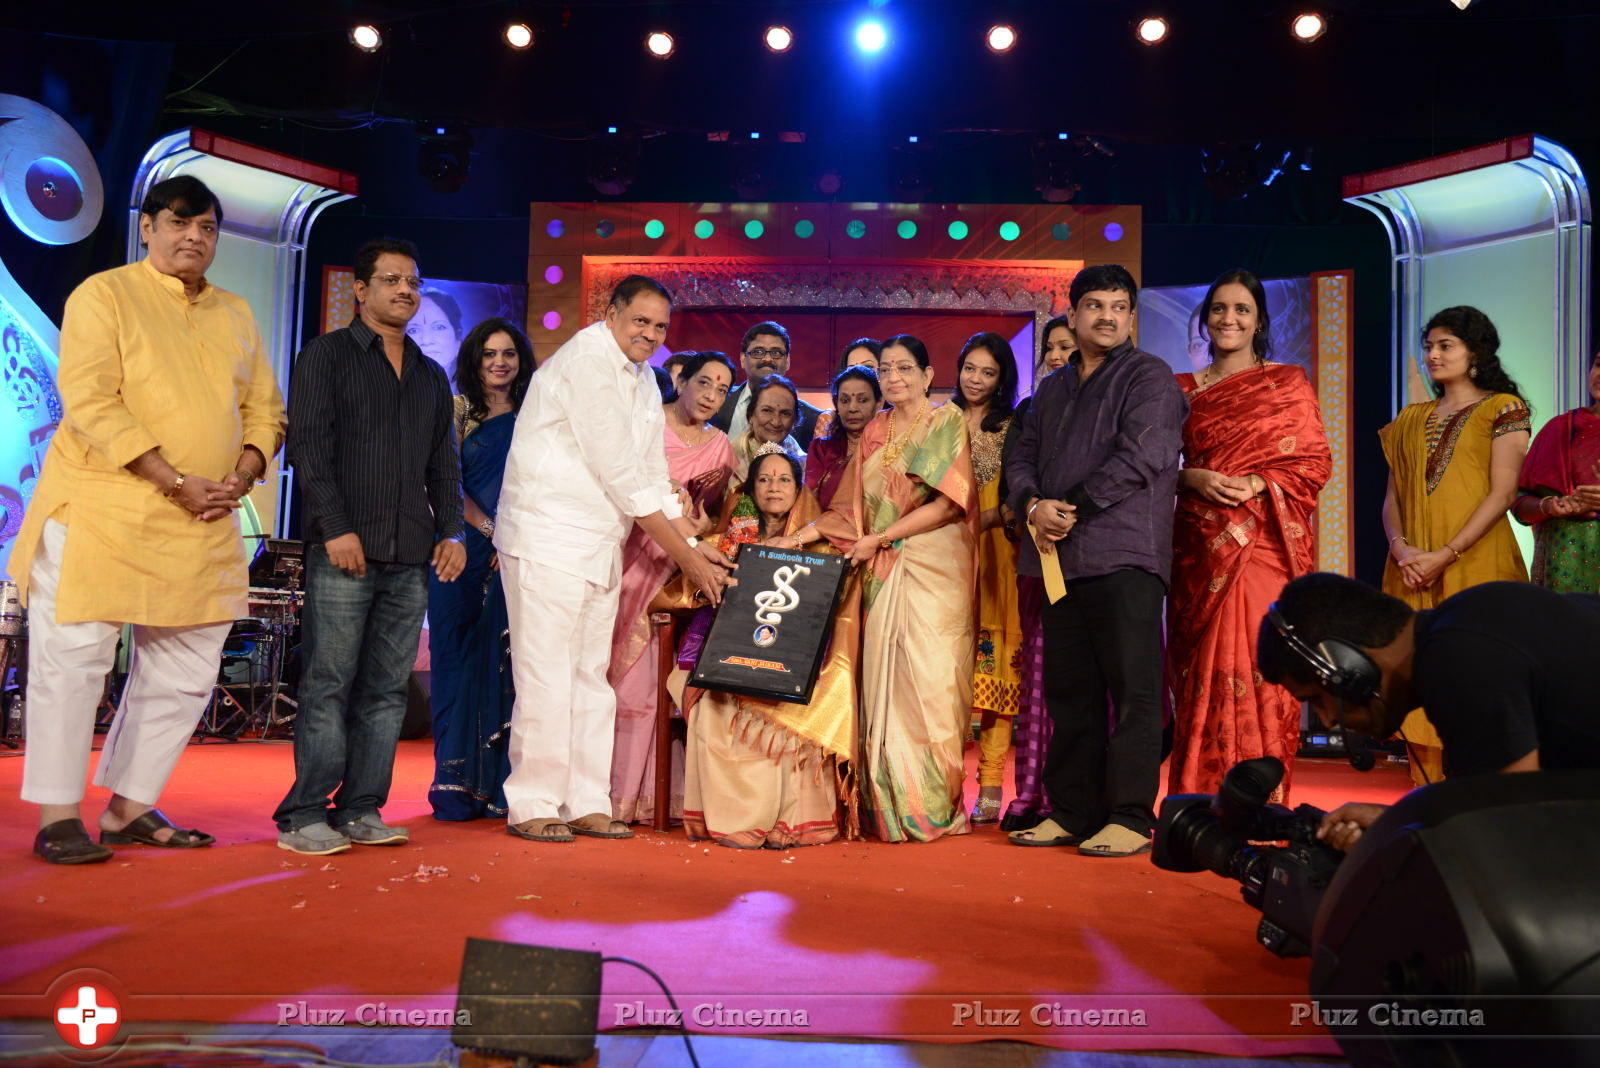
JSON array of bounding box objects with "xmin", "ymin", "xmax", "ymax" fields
[
  {"xmin": 682, "ymin": 447, "xmax": 858, "ymax": 849},
  {"xmin": 786, "ymin": 334, "xmax": 977, "ymax": 843},
  {"xmin": 1381, "ymin": 306, "xmax": 1530, "ymax": 783}
]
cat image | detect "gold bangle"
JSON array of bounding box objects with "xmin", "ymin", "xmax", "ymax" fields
[
  {"xmin": 1389, "ymin": 535, "xmax": 1408, "ymax": 547},
  {"xmin": 164, "ymin": 472, "xmax": 186, "ymax": 499},
  {"xmin": 1443, "ymin": 543, "xmax": 1462, "ymax": 562},
  {"xmin": 878, "ymin": 531, "xmax": 893, "ymax": 551}
]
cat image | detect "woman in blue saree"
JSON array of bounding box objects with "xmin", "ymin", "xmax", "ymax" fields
[{"xmin": 427, "ymin": 318, "xmax": 534, "ymax": 820}]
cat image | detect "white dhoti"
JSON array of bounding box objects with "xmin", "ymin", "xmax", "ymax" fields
[
  {"xmin": 500, "ymin": 552, "xmax": 623, "ymax": 824},
  {"xmin": 21, "ymin": 519, "xmax": 231, "ymax": 806}
]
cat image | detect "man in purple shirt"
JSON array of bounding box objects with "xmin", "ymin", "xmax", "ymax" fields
[{"xmin": 1004, "ymin": 264, "xmax": 1188, "ymax": 857}]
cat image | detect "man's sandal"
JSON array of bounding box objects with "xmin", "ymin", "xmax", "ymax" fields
[
  {"xmin": 507, "ymin": 819, "xmax": 575, "ymax": 843},
  {"xmin": 100, "ymin": 809, "xmax": 215, "ymax": 848}
]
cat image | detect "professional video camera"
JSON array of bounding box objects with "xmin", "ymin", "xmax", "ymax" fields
[{"xmin": 1152, "ymin": 756, "xmax": 1343, "ymax": 958}]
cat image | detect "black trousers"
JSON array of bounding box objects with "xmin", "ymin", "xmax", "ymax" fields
[{"xmin": 1040, "ymin": 567, "xmax": 1166, "ymax": 837}]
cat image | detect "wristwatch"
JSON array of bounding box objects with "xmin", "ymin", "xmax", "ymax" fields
[
  {"xmin": 164, "ymin": 473, "xmax": 187, "ymax": 499},
  {"xmin": 478, "ymin": 518, "xmax": 495, "ymax": 538},
  {"xmin": 685, "ymin": 535, "xmax": 700, "ymax": 549}
]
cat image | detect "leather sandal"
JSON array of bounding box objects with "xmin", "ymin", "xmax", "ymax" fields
[
  {"xmin": 568, "ymin": 813, "xmax": 634, "ymax": 839},
  {"xmin": 506, "ymin": 818, "xmax": 575, "ymax": 843},
  {"xmin": 34, "ymin": 819, "xmax": 114, "ymax": 865},
  {"xmin": 99, "ymin": 808, "xmax": 215, "ymax": 848}
]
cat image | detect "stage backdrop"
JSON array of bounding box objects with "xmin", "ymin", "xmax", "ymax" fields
[
  {"xmin": 321, "ymin": 269, "xmax": 528, "ymax": 386},
  {"xmin": 1140, "ymin": 272, "xmax": 1356, "ymax": 575},
  {"xmin": 524, "ymin": 201, "xmax": 1141, "ymax": 403}
]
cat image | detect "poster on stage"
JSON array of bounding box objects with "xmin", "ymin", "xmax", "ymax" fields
[{"xmin": 688, "ymin": 544, "xmax": 849, "ymax": 705}]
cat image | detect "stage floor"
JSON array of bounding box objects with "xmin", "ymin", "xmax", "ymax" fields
[{"xmin": 0, "ymin": 738, "xmax": 1411, "ymax": 1061}]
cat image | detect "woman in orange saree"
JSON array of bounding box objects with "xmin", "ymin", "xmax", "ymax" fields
[
  {"xmin": 786, "ymin": 334, "xmax": 978, "ymax": 842},
  {"xmin": 1168, "ymin": 270, "xmax": 1331, "ymax": 799}
]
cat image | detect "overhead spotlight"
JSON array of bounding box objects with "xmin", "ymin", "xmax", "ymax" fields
[
  {"xmin": 1291, "ymin": 12, "xmax": 1327, "ymax": 41},
  {"xmin": 855, "ymin": 20, "xmax": 888, "ymax": 53},
  {"xmin": 503, "ymin": 23, "xmax": 533, "ymax": 50},
  {"xmin": 1136, "ymin": 17, "xmax": 1170, "ymax": 45},
  {"xmin": 587, "ymin": 135, "xmax": 639, "ymax": 197},
  {"xmin": 416, "ymin": 123, "xmax": 474, "ymax": 194},
  {"xmin": 764, "ymin": 25, "xmax": 793, "ymax": 52},
  {"xmin": 986, "ymin": 24, "xmax": 1017, "ymax": 53},
  {"xmin": 349, "ymin": 24, "xmax": 381, "ymax": 52},
  {"xmin": 1449, "ymin": 0, "xmax": 1479, "ymax": 8},
  {"xmin": 646, "ymin": 31, "xmax": 675, "ymax": 58},
  {"xmin": 890, "ymin": 143, "xmax": 931, "ymax": 203}
]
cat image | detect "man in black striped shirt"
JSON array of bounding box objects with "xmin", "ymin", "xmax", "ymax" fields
[{"xmin": 274, "ymin": 238, "xmax": 465, "ymax": 855}]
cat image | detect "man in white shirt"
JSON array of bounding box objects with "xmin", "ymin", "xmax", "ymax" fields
[{"xmin": 494, "ymin": 275, "xmax": 734, "ymax": 843}]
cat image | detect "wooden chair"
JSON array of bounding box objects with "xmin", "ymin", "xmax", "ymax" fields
[{"xmin": 650, "ymin": 611, "xmax": 678, "ymax": 832}]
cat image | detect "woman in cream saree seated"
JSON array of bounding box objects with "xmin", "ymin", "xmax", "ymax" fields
[{"xmin": 682, "ymin": 446, "xmax": 860, "ymax": 849}]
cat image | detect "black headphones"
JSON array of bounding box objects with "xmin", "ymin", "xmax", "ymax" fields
[{"xmin": 1265, "ymin": 603, "xmax": 1382, "ymax": 706}]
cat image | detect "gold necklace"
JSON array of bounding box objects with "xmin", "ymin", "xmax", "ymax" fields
[{"xmin": 880, "ymin": 400, "xmax": 929, "ymax": 467}]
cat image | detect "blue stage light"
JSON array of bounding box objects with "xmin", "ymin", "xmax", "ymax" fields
[{"xmin": 855, "ymin": 20, "xmax": 888, "ymax": 53}]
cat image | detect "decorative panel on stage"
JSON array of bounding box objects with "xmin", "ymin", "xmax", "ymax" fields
[{"xmin": 525, "ymin": 202, "xmax": 1142, "ymax": 380}]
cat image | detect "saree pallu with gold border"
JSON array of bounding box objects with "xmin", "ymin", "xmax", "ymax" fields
[
  {"xmin": 681, "ymin": 490, "xmax": 859, "ymax": 847},
  {"xmin": 1167, "ymin": 365, "xmax": 1331, "ymax": 799},
  {"xmin": 816, "ymin": 403, "xmax": 978, "ymax": 842}
]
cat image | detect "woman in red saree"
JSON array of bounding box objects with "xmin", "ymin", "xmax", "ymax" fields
[{"xmin": 1167, "ymin": 270, "xmax": 1331, "ymax": 799}]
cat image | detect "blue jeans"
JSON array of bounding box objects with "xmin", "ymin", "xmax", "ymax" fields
[{"xmin": 274, "ymin": 545, "xmax": 428, "ymax": 831}]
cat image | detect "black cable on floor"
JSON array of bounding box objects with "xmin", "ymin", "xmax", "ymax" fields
[{"xmin": 601, "ymin": 955, "xmax": 701, "ymax": 1068}]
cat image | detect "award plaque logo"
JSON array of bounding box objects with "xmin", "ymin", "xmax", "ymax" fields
[{"xmin": 752, "ymin": 563, "xmax": 810, "ymax": 646}]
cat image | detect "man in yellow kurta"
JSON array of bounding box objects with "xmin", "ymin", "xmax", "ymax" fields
[{"xmin": 13, "ymin": 175, "xmax": 286, "ymax": 864}]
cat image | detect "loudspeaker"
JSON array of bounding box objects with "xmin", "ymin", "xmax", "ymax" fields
[
  {"xmin": 1309, "ymin": 770, "xmax": 1600, "ymax": 1066},
  {"xmin": 453, "ymin": 939, "xmax": 602, "ymax": 1065}
]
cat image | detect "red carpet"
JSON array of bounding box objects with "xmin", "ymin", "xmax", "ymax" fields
[{"xmin": 0, "ymin": 738, "xmax": 1411, "ymax": 1056}]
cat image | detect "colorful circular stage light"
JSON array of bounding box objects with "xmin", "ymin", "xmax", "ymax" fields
[
  {"xmin": 744, "ymin": 219, "xmax": 765, "ymax": 239},
  {"xmin": 794, "ymin": 219, "xmax": 816, "ymax": 238},
  {"xmin": 543, "ymin": 265, "xmax": 563, "ymax": 285},
  {"xmin": 1052, "ymin": 222, "xmax": 1072, "ymax": 241},
  {"xmin": 542, "ymin": 311, "xmax": 561, "ymax": 330},
  {"xmin": 948, "ymin": 220, "xmax": 969, "ymax": 240},
  {"xmin": 897, "ymin": 220, "xmax": 917, "ymax": 239},
  {"xmin": 644, "ymin": 218, "xmax": 665, "ymax": 239},
  {"xmin": 694, "ymin": 219, "xmax": 714, "ymax": 239},
  {"xmin": 546, "ymin": 219, "xmax": 565, "ymax": 238},
  {"xmin": 1104, "ymin": 222, "xmax": 1125, "ymax": 242},
  {"xmin": 846, "ymin": 219, "xmax": 867, "ymax": 239},
  {"xmin": 595, "ymin": 220, "xmax": 615, "ymax": 238},
  {"xmin": 999, "ymin": 220, "xmax": 1021, "ymax": 241}
]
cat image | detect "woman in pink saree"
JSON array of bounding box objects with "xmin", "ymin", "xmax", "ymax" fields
[{"xmin": 608, "ymin": 352, "xmax": 735, "ymax": 823}]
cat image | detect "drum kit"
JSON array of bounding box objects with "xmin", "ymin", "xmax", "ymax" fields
[
  {"xmin": 0, "ymin": 538, "xmax": 308, "ymax": 748},
  {"xmin": 198, "ymin": 537, "xmax": 305, "ymax": 740}
]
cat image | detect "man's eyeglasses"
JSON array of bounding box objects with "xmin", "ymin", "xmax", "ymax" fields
[
  {"xmin": 371, "ymin": 273, "xmax": 425, "ymax": 290},
  {"xmin": 745, "ymin": 347, "xmax": 789, "ymax": 360}
]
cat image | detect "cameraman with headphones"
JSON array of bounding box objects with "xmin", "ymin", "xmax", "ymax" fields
[{"xmin": 1257, "ymin": 573, "xmax": 1600, "ymax": 853}]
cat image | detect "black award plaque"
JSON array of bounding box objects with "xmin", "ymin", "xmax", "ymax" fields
[{"xmin": 687, "ymin": 543, "xmax": 849, "ymax": 704}]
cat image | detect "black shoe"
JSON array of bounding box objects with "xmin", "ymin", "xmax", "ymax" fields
[{"xmin": 34, "ymin": 819, "xmax": 114, "ymax": 865}]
